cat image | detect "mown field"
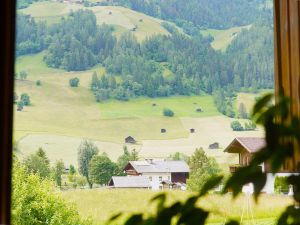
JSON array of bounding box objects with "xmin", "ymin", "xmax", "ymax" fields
[
  {"xmin": 61, "ymin": 189, "xmax": 292, "ymax": 225},
  {"xmin": 201, "ymin": 25, "xmax": 252, "ymax": 51},
  {"xmin": 14, "ymin": 51, "xmax": 264, "ymax": 166},
  {"xmin": 19, "ymin": 1, "xmax": 171, "ymax": 41}
]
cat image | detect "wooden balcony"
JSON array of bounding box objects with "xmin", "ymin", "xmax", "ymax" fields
[{"xmin": 229, "ymin": 165, "xmax": 242, "ymax": 173}]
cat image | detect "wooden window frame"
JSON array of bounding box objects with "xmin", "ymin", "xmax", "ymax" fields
[
  {"xmin": 0, "ymin": 0, "xmax": 299, "ymax": 224},
  {"xmin": 0, "ymin": 0, "xmax": 16, "ymax": 224}
]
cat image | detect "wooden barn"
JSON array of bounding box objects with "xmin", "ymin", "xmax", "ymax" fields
[
  {"xmin": 125, "ymin": 136, "xmax": 136, "ymax": 144},
  {"xmin": 209, "ymin": 142, "xmax": 219, "ymax": 149}
]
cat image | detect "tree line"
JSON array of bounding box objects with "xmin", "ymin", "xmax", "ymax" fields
[
  {"xmin": 17, "ymin": 9, "xmax": 274, "ymax": 113},
  {"xmin": 112, "ymin": 0, "xmax": 269, "ymax": 30}
]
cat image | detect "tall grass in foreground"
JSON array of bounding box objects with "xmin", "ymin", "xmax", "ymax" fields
[{"xmin": 61, "ymin": 189, "xmax": 291, "ymax": 224}]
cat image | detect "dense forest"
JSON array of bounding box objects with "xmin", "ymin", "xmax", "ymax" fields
[{"xmin": 112, "ymin": 0, "xmax": 270, "ymax": 30}]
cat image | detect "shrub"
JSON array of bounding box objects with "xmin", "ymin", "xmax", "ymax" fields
[
  {"xmin": 36, "ymin": 80, "xmax": 42, "ymax": 86},
  {"xmin": 244, "ymin": 120, "xmax": 256, "ymax": 131},
  {"xmin": 69, "ymin": 77, "xmax": 80, "ymax": 87},
  {"xmin": 19, "ymin": 71, "xmax": 28, "ymax": 80},
  {"xmin": 20, "ymin": 93, "xmax": 30, "ymax": 106},
  {"xmin": 163, "ymin": 108, "xmax": 174, "ymax": 117},
  {"xmin": 230, "ymin": 120, "xmax": 244, "ymax": 131},
  {"xmin": 17, "ymin": 101, "xmax": 24, "ymax": 111}
]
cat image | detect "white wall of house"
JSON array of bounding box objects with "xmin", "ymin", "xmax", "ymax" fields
[{"xmin": 142, "ymin": 172, "xmax": 171, "ymax": 190}]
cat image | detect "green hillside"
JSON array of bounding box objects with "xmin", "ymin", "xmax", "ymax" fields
[
  {"xmin": 14, "ymin": 52, "xmax": 264, "ymax": 166},
  {"xmin": 19, "ymin": 1, "xmax": 171, "ymax": 41}
]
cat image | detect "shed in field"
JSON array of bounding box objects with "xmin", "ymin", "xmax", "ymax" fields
[
  {"xmin": 209, "ymin": 142, "xmax": 220, "ymax": 149},
  {"xmin": 125, "ymin": 136, "xmax": 136, "ymax": 144}
]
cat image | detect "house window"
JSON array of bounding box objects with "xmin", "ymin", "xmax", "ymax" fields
[
  {"xmin": 168, "ymin": 176, "xmax": 170, "ymax": 181},
  {"xmin": 149, "ymin": 176, "xmax": 152, "ymax": 181},
  {"xmin": 159, "ymin": 176, "xmax": 162, "ymax": 182}
]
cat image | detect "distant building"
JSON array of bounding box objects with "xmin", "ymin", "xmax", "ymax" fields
[
  {"xmin": 209, "ymin": 142, "xmax": 219, "ymax": 149},
  {"xmin": 125, "ymin": 136, "xmax": 136, "ymax": 144},
  {"xmin": 224, "ymin": 137, "xmax": 299, "ymax": 194},
  {"xmin": 123, "ymin": 159, "xmax": 190, "ymax": 190},
  {"xmin": 108, "ymin": 176, "xmax": 151, "ymax": 189},
  {"xmin": 190, "ymin": 128, "xmax": 195, "ymax": 133}
]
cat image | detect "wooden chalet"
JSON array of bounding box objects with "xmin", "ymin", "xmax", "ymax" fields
[{"xmin": 224, "ymin": 137, "xmax": 299, "ymax": 193}]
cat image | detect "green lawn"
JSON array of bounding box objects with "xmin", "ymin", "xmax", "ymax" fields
[
  {"xmin": 61, "ymin": 189, "xmax": 291, "ymax": 225},
  {"xmin": 201, "ymin": 25, "xmax": 252, "ymax": 51},
  {"xmin": 99, "ymin": 96, "xmax": 220, "ymax": 119},
  {"xmin": 236, "ymin": 90, "xmax": 274, "ymax": 115}
]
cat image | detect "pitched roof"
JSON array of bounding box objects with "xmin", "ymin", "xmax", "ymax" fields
[
  {"xmin": 224, "ymin": 137, "xmax": 266, "ymax": 153},
  {"xmin": 128, "ymin": 160, "xmax": 190, "ymax": 173},
  {"xmin": 109, "ymin": 176, "xmax": 151, "ymax": 188}
]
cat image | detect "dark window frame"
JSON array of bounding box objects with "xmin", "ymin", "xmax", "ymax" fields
[
  {"xmin": 0, "ymin": 0, "xmax": 299, "ymax": 224},
  {"xmin": 0, "ymin": 0, "xmax": 16, "ymax": 224}
]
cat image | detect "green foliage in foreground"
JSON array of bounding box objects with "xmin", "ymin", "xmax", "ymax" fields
[
  {"xmin": 110, "ymin": 94, "xmax": 300, "ymax": 225},
  {"xmin": 23, "ymin": 148, "xmax": 50, "ymax": 178},
  {"xmin": 12, "ymin": 160, "xmax": 92, "ymax": 225}
]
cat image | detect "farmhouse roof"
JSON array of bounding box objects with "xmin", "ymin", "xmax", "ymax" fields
[
  {"xmin": 127, "ymin": 160, "xmax": 190, "ymax": 173},
  {"xmin": 224, "ymin": 137, "xmax": 266, "ymax": 154},
  {"xmin": 109, "ymin": 176, "xmax": 151, "ymax": 188}
]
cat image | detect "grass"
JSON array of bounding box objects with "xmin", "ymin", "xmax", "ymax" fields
[
  {"xmin": 99, "ymin": 96, "xmax": 220, "ymax": 119},
  {"xmin": 61, "ymin": 189, "xmax": 292, "ymax": 225},
  {"xmin": 201, "ymin": 25, "xmax": 252, "ymax": 51},
  {"xmin": 236, "ymin": 90, "xmax": 274, "ymax": 115},
  {"xmin": 19, "ymin": 2, "xmax": 170, "ymax": 41}
]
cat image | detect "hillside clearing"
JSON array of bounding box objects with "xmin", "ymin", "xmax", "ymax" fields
[
  {"xmin": 201, "ymin": 25, "xmax": 252, "ymax": 51},
  {"xmin": 19, "ymin": 2, "xmax": 170, "ymax": 41},
  {"xmin": 61, "ymin": 189, "xmax": 291, "ymax": 225}
]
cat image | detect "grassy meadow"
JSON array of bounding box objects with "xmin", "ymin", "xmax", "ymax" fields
[
  {"xmin": 201, "ymin": 25, "xmax": 252, "ymax": 51},
  {"xmin": 14, "ymin": 51, "xmax": 264, "ymax": 166},
  {"xmin": 61, "ymin": 189, "xmax": 292, "ymax": 225},
  {"xmin": 19, "ymin": 1, "xmax": 170, "ymax": 41},
  {"xmin": 15, "ymin": 3, "xmax": 265, "ymax": 166}
]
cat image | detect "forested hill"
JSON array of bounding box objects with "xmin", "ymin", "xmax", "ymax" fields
[
  {"xmin": 112, "ymin": 0, "xmax": 270, "ymax": 30},
  {"xmin": 17, "ymin": 9, "xmax": 274, "ymax": 102}
]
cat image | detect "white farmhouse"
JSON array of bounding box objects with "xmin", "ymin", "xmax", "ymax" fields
[{"xmin": 117, "ymin": 159, "xmax": 190, "ymax": 190}]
